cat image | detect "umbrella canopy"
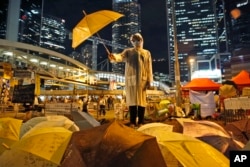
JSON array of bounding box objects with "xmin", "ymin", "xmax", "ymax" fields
[
  {"xmin": 224, "ymin": 119, "xmax": 250, "ymax": 145},
  {"xmin": 0, "ymin": 127, "xmax": 72, "ymax": 167},
  {"xmin": 61, "ymin": 120, "xmax": 166, "ymax": 167},
  {"xmin": 20, "ymin": 115, "xmax": 79, "ymax": 137},
  {"xmin": 137, "ymin": 129, "xmax": 229, "ymax": 167},
  {"xmin": 72, "ymin": 10, "xmax": 124, "ymax": 48},
  {"xmin": 137, "ymin": 123, "xmax": 173, "ymax": 134},
  {"xmin": 182, "ymin": 120, "xmax": 244, "ymax": 158},
  {"xmin": 0, "ymin": 117, "xmax": 23, "ymax": 155},
  {"xmin": 219, "ymin": 84, "xmax": 237, "ymax": 97}
]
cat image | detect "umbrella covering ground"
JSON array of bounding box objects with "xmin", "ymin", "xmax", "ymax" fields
[
  {"xmin": 61, "ymin": 120, "xmax": 166, "ymax": 167},
  {"xmin": 0, "ymin": 117, "xmax": 23, "ymax": 155},
  {"xmin": 224, "ymin": 118, "xmax": 250, "ymax": 144},
  {"xmin": 0, "ymin": 127, "xmax": 72, "ymax": 167},
  {"xmin": 182, "ymin": 120, "xmax": 244, "ymax": 158},
  {"xmin": 20, "ymin": 115, "xmax": 79, "ymax": 137},
  {"xmin": 137, "ymin": 127, "xmax": 229, "ymax": 167}
]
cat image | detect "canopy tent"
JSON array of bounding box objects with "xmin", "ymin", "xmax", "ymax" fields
[
  {"xmin": 231, "ymin": 70, "xmax": 250, "ymax": 88},
  {"xmin": 182, "ymin": 78, "xmax": 221, "ymax": 91}
]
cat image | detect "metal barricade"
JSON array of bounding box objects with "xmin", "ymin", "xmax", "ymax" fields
[{"xmin": 223, "ymin": 97, "xmax": 249, "ymax": 124}]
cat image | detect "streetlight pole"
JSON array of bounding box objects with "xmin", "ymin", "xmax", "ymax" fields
[{"xmin": 172, "ymin": 0, "xmax": 182, "ymax": 109}]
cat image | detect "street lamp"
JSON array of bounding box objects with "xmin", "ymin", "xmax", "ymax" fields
[{"xmin": 189, "ymin": 58, "xmax": 195, "ymax": 80}]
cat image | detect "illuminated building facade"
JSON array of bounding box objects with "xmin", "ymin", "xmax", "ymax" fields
[
  {"xmin": 167, "ymin": 0, "xmax": 218, "ymax": 82},
  {"xmin": 0, "ymin": 0, "xmax": 66, "ymax": 54},
  {"xmin": 112, "ymin": 0, "xmax": 141, "ymax": 74}
]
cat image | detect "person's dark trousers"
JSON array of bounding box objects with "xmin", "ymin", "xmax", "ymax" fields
[
  {"xmin": 129, "ymin": 105, "xmax": 145, "ymax": 126},
  {"xmin": 100, "ymin": 105, "xmax": 106, "ymax": 115},
  {"xmin": 129, "ymin": 106, "xmax": 137, "ymax": 126},
  {"xmin": 138, "ymin": 106, "xmax": 145, "ymax": 125}
]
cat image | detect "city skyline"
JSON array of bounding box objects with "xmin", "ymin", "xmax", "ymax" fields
[{"xmin": 43, "ymin": 0, "xmax": 169, "ymax": 74}]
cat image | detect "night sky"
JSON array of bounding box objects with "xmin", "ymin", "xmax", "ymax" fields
[{"xmin": 43, "ymin": 0, "xmax": 168, "ymax": 73}]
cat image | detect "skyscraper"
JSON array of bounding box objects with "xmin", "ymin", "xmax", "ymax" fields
[
  {"xmin": 167, "ymin": 0, "xmax": 218, "ymax": 82},
  {"xmin": 1, "ymin": 0, "xmax": 67, "ymax": 54},
  {"xmin": 112, "ymin": 0, "xmax": 141, "ymax": 74},
  {"xmin": 40, "ymin": 15, "xmax": 67, "ymax": 54},
  {"xmin": 0, "ymin": 0, "xmax": 9, "ymax": 39},
  {"xmin": 223, "ymin": 0, "xmax": 250, "ymax": 77}
]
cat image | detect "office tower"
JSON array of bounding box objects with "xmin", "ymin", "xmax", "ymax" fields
[
  {"xmin": 225, "ymin": 0, "xmax": 250, "ymax": 52},
  {"xmin": 0, "ymin": 0, "xmax": 9, "ymax": 39},
  {"xmin": 19, "ymin": 0, "xmax": 66, "ymax": 54},
  {"xmin": 1, "ymin": 0, "xmax": 66, "ymax": 54},
  {"xmin": 40, "ymin": 15, "xmax": 66, "ymax": 54},
  {"xmin": 19, "ymin": 0, "xmax": 43, "ymax": 45},
  {"xmin": 112, "ymin": 0, "xmax": 141, "ymax": 74},
  {"xmin": 167, "ymin": 0, "xmax": 218, "ymax": 82},
  {"xmin": 224, "ymin": 0, "xmax": 250, "ymax": 76}
]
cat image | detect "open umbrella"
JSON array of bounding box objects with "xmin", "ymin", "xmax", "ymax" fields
[
  {"xmin": 0, "ymin": 127, "xmax": 72, "ymax": 167},
  {"xmin": 182, "ymin": 120, "xmax": 244, "ymax": 158},
  {"xmin": 224, "ymin": 119, "xmax": 250, "ymax": 145},
  {"xmin": 137, "ymin": 129, "xmax": 229, "ymax": 167},
  {"xmin": 137, "ymin": 122, "xmax": 173, "ymax": 135},
  {"xmin": 0, "ymin": 117, "xmax": 23, "ymax": 155},
  {"xmin": 219, "ymin": 84, "xmax": 237, "ymax": 97},
  {"xmin": 72, "ymin": 10, "xmax": 124, "ymax": 49},
  {"xmin": 61, "ymin": 120, "xmax": 166, "ymax": 167},
  {"xmin": 19, "ymin": 115, "xmax": 79, "ymax": 138}
]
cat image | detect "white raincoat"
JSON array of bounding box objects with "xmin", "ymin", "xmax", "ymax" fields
[{"xmin": 111, "ymin": 47, "xmax": 153, "ymax": 107}]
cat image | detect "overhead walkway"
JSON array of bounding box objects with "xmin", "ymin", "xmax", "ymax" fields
[{"xmin": 0, "ymin": 39, "xmax": 170, "ymax": 95}]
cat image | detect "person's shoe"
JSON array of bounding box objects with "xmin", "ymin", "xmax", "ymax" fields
[
  {"xmin": 138, "ymin": 124, "xmax": 143, "ymax": 128},
  {"xmin": 129, "ymin": 124, "xmax": 135, "ymax": 129}
]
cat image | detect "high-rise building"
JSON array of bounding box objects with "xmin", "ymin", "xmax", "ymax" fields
[
  {"xmin": 223, "ymin": 0, "xmax": 250, "ymax": 77},
  {"xmin": 167, "ymin": 0, "xmax": 218, "ymax": 82},
  {"xmin": 112, "ymin": 0, "xmax": 141, "ymax": 74},
  {"xmin": 19, "ymin": 0, "xmax": 43, "ymax": 45},
  {"xmin": 40, "ymin": 15, "xmax": 66, "ymax": 54},
  {"xmin": 225, "ymin": 0, "xmax": 250, "ymax": 52},
  {"xmin": 1, "ymin": 0, "xmax": 66, "ymax": 54},
  {"xmin": 0, "ymin": 0, "xmax": 8, "ymax": 39}
]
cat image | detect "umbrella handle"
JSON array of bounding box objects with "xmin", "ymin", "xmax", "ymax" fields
[{"xmin": 96, "ymin": 33, "xmax": 111, "ymax": 55}]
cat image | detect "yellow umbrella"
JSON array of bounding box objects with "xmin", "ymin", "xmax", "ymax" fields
[
  {"xmin": 0, "ymin": 117, "xmax": 23, "ymax": 155},
  {"xmin": 219, "ymin": 84, "xmax": 237, "ymax": 97},
  {"xmin": 0, "ymin": 127, "xmax": 72, "ymax": 166},
  {"xmin": 137, "ymin": 122, "xmax": 173, "ymax": 134},
  {"xmin": 159, "ymin": 99, "xmax": 171, "ymax": 109},
  {"xmin": 138, "ymin": 129, "xmax": 229, "ymax": 167},
  {"xmin": 72, "ymin": 10, "xmax": 124, "ymax": 49}
]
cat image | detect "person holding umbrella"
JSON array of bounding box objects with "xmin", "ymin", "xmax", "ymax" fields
[{"xmin": 108, "ymin": 33, "xmax": 153, "ymax": 128}]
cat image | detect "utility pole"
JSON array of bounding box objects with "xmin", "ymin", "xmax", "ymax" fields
[{"xmin": 172, "ymin": 0, "xmax": 182, "ymax": 109}]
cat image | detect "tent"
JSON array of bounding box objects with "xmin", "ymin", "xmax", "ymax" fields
[
  {"xmin": 182, "ymin": 78, "xmax": 221, "ymax": 91},
  {"xmin": 232, "ymin": 70, "xmax": 250, "ymax": 88}
]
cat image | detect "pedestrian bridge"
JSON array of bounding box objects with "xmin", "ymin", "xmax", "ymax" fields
[{"xmin": 0, "ymin": 39, "xmax": 170, "ymax": 94}]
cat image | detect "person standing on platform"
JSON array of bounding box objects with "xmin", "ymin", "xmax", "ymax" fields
[{"xmin": 108, "ymin": 33, "xmax": 153, "ymax": 128}]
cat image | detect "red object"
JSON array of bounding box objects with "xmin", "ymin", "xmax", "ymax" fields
[
  {"xmin": 232, "ymin": 70, "xmax": 250, "ymax": 89},
  {"xmin": 182, "ymin": 78, "xmax": 221, "ymax": 91}
]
